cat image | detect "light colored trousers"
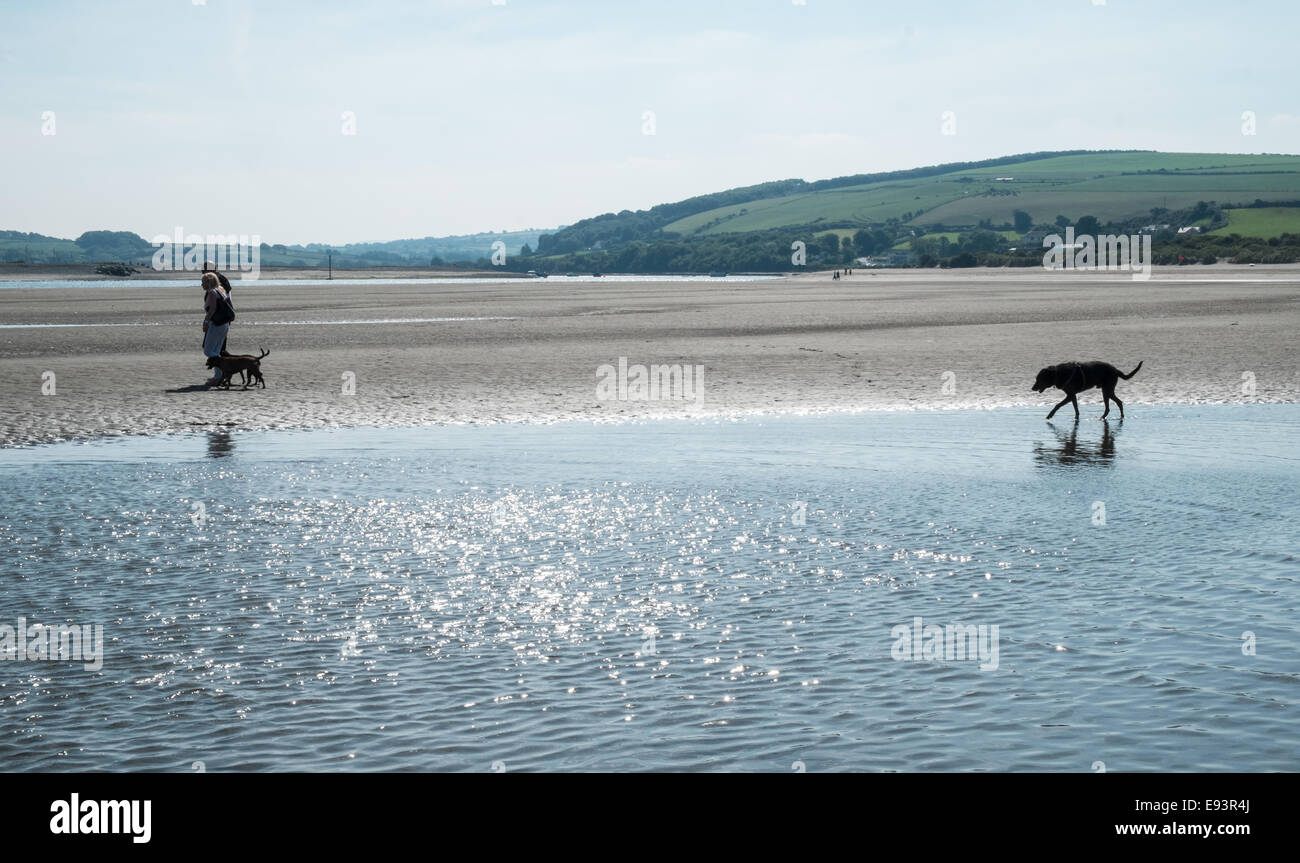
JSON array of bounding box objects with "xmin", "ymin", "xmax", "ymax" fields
[{"xmin": 203, "ymin": 322, "xmax": 230, "ymax": 358}]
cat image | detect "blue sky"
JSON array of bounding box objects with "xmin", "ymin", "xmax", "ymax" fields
[{"xmin": 3, "ymin": 0, "xmax": 1297, "ymax": 244}]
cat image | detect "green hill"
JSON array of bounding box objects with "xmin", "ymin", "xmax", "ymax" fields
[
  {"xmin": 518, "ymin": 149, "xmax": 1300, "ymax": 272},
  {"xmin": 0, "ymin": 231, "xmax": 84, "ymax": 264},
  {"xmin": 0, "ymin": 228, "xmax": 550, "ymax": 268},
  {"xmin": 659, "ymin": 152, "xmax": 1300, "ymax": 237}
]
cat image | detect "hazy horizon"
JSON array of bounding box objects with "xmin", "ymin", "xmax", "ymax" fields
[{"xmin": 5, "ymin": 0, "xmax": 1299, "ymax": 245}]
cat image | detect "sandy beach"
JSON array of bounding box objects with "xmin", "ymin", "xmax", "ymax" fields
[{"xmin": 2, "ymin": 266, "xmax": 1297, "ymax": 447}]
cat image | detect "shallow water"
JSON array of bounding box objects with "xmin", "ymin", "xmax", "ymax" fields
[
  {"xmin": 0, "ymin": 406, "xmax": 1296, "ymax": 772},
  {"xmin": 0, "ymin": 274, "xmax": 779, "ymax": 290}
]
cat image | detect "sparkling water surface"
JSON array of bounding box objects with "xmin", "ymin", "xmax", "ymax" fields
[{"xmin": 1, "ymin": 406, "xmax": 1296, "ymax": 772}]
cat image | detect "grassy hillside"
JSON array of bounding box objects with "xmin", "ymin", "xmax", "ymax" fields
[
  {"xmin": 660, "ymin": 152, "xmax": 1300, "ymax": 236},
  {"xmin": 0, "ymin": 232, "xmax": 83, "ymax": 263},
  {"xmin": 534, "ymin": 150, "xmax": 1102, "ymax": 255},
  {"xmin": 1210, "ymin": 207, "xmax": 1300, "ymax": 238},
  {"xmin": 520, "ymin": 151, "xmax": 1300, "ymax": 273}
]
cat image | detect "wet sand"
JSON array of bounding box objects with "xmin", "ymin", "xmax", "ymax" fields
[{"xmin": 1, "ymin": 266, "xmax": 1297, "ymax": 446}]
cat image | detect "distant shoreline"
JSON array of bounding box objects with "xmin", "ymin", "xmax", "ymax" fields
[
  {"xmin": 0, "ymin": 264, "xmax": 792, "ymax": 283},
  {"xmin": 1, "ymin": 260, "xmax": 1290, "ymax": 283},
  {"xmin": 0, "ymin": 263, "xmax": 532, "ymax": 282}
]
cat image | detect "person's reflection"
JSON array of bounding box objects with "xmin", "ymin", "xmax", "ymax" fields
[
  {"xmin": 206, "ymin": 429, "xmax": 235, "ymax": 458},
  {"xmin": 1033, "ymin": 419, "xmax": 1117, "ymax": 467}
]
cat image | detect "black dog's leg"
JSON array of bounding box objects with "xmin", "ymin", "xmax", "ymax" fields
[
  {"xmin": 1069, "ymin": 394, "xmax": 1080, "ymax": 419},
  {"xmin": 1047, "ymin": 395, "xmax": 1071, "ymax": 419},
  {"xmin": 1110, "ymin": 391, "xmax": 1124, "ymax": 419},
  {"xmin": 1101, "ymin": 391, "xmax": 1111, "ymax": 419}
]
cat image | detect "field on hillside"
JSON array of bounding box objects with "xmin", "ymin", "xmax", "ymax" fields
[
  {"xmin": 662, "ymin": 152, "xmax": 1300, "ymax": 236},
  {"xmin": 1211, "ymin": 207, "xmax": 1300, "ymax": 238}
]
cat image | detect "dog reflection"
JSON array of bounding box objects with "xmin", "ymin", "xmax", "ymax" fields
[
  {"xmin": 206, "ymin": 430, "xmax": 235, "ymax": 458},
  {"xmin": 1033, "ymin": 419, "xmax": 1117, "ymax": 467}
]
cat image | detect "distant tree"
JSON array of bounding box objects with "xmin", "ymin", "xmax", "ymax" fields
[
  {"xmin": 1013, "ymin": 210, "xmax": 1033, "ymax": 232},
  {"xmin": 817, "ymin": 232, "xmax": 841, "ymax": 261},
  {"xmin": 520, "ymin": 243, "xmax": 533, "ymax": 256},
  {"xmin": 852, "ymin": 228, "xmax": 875, "ymax": 256},
  {"xmin": 957, "ymin": 230, "xmax": 1004, "ymax": 253},
  {"xmin": 1055, "ymin": 215, "xmax": 1070, "ymax": 228},
  {"xmin": 912, "ymin": 236, "xmax": 951, "ymax": 257},
  {"xmin": 1075, "ymin": 215, "xmax": 1102, "ymax": 236},
  {"xmin": 74, "ymin": 230, "xmax": 152, "ymax": 263}
]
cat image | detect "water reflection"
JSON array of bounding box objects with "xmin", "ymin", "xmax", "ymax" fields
[
  {"xmin": 1033, "ymin": 419, "xmax": 1118, "ymax": 468},
  {"xmin": 206, "ymin": 430, "xmax": 235, "ymax": 458}
]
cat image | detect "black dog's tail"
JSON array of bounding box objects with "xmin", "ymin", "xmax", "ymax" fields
[
  {"xmin": 1120, "ymin": 360, "xmax": 1143, "ymax": 379},
  {"xmin": 257, "ymin": 348, "xmax": 270, "ymax": 360}
]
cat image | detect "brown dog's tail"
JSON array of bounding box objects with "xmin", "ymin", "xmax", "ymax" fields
[{"xmin": 1120, "ymin": 360, "xmax": 1143, "ymax": 379}]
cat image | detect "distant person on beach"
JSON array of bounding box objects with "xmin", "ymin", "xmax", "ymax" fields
[
  {"xmin": 201, "ymin": 273, "xmax": 235, "ymax": 386},
  {"xmin": 202, "ymin": 261, "xmax": 232, "ymax": 356}
]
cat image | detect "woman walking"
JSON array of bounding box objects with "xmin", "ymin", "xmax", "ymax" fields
[
  {"xmin": 201, "ymin": 272, "xmax": 235, "ymax": 386},
  {"xmin": 202, "ymin": 260, "xmax": 232, "ymax": 355}
]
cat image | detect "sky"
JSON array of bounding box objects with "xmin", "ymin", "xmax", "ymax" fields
[{"xmin": 2, "ymin": 0, "xmax": 1298, "ymax": 245}]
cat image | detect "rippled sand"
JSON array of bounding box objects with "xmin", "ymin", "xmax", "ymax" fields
[{"xmin": 1, "ymin": 266, "xmax": 1298, "ymax": 446}]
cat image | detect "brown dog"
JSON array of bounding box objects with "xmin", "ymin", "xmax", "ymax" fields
[
  {"xmin": 206, "ymin": 349, "xmax": 269, "ymax": 389},
  {"xmin": 1032, "ymin": 360, "xmax": 1142, "ymax": 420}
]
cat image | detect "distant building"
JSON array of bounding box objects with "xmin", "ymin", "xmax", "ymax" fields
[
  {"xmin": 1141, "ymin": 224, "xmax": 1171, "ymax": 233},
  {"xmin": 1177, "ymin": 225, "xmax": 1203, "ymax": 236}
]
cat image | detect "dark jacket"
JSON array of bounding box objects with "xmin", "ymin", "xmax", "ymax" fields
[{"xmin": 203, "ymin": 285, "xmax": 231, "ymax": 322}]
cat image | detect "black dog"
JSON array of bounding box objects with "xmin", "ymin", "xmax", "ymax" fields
[{"xmin": 1032, "ymin": 360, "xmax": 1142, "ymax": 420}]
